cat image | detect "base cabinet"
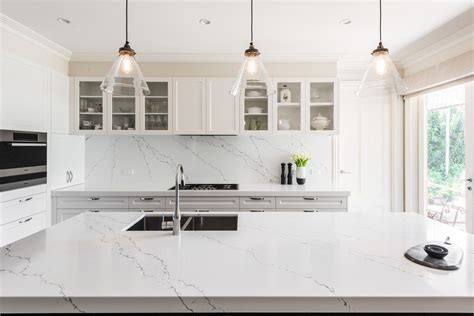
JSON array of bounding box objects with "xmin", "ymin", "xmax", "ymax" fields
[{"xmin": 0, "ymin": 212, "xmax": 46, "ymax": 247}]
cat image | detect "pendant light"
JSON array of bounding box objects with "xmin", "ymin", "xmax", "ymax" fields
[
  {"xmin": 356, "ymin": 0, "xmax": 407, "ymax": 96},
  {"xmin": 100, "ymin": 0, "xmax": 150, "ymax": 96},
  {"xmin": 230, "ymin": 0, "xmax": 275, "ymax": 96}
]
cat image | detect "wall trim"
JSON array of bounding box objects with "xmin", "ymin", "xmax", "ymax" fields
[
  {"xmin": 0, "ymin": 13, "xmax": 72, "ymax": 61},
  {"xmin": 401, "ymin": 24, "xmax": 474, "ymax": 73}
]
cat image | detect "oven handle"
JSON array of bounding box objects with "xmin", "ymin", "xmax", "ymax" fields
[{"xmin": 10, "ymin": 143, "xmax": 47, "ymax": 147}]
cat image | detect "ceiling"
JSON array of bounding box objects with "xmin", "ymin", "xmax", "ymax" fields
[{"xmin": 0, "ymin": 0, "xmax": 472, "ymax": 62}]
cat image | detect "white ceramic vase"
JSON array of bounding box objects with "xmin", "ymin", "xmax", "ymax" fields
[{"xmin": 296, "ymin": 166, "xmax": 306, "ymax": 185}]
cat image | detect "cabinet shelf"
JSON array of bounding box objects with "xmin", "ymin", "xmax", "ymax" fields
[
  {"xmin": 145, "ymin": 96, "xmax": 168, "ymax": 99},
  {"xmin": 112, "ymin": 113, "xmax": 135, "ymax": 115},
  {"xmin": 245, "ymin": 96, "xmax": 268, "ymax": 100},
  {"xmin": 277, "ymin": 102, "xmax": 300, "ymax": 107},
  {"xmin": 245, "ymin": 113, "xmax": 268, "ymax": 116},
  {"xmin": 310, "ymin": 102, "xmax": 333, "ymax": 106},
  {"xmin": 80, "ymin": 95, "xmax": 102, "ymax": 98},
  {"xmin": 145, "ymin": 113, "xmax": 168, "ymax": 115},
  {"xmin": 79, "ymin": 112, "xmax": 103, "ymax": 115}
]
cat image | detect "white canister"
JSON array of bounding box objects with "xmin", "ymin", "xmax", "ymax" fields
[{"xmin": 280, "ymin": 85, "xmax": 292, "ymax": 103}]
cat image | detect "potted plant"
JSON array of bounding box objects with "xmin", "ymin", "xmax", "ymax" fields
[{"xmin": 291, "ymin": 153, "xmax": 311, "ymax": 185}]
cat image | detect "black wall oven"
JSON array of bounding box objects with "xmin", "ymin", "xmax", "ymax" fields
[{"xmin": 0, "ymin": 130, "xmax": 47, "ymax": 192}]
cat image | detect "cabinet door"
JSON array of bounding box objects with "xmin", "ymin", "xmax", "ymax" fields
[
  {"xmin": 68, "ymin": 135, "xmax": 85, "ymax": 186},
  {"xmin": 75, "ymin": 79, "xmax": 106, "ymax": 134},
  {"xmin": 141, "ymin": 79, "xmax": 172, "ymax": 134},
  {"xmin": 207, "ymin": 78, "xmax": 239, "ymax": 135},
  {"xmin": 241, "ymin": 85, "xmax": 273, "ymax": 134},
  {"xmin": 1, "ymin": 55, "xmax": 48, "ymax": 132},
  {"xmin": 49, "ymin": 134, "xmax": 70, "ymax": 190},
  {"xmin": 306, "ymin": 79, "xmax": 338, "ymax": 135},
  {"xmin": 273, "ymin": 79, "xmax": 305, "ymax": 133},
  {"xmin": 173, "ymin": 78, "xmax": 206, "ymax": 134},
  {"xmin": 51, "ymin": 72, "xmax": 71, "ymax": 134},
  {"xmin": 110, "ymin": 94, "xmax": 139, "ymax": 134}
]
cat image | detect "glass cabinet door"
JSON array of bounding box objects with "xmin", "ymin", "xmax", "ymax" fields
[
  {"xmin": 242, "ymin": 82, "xmax": 271, "ymax": 132},
  {"xmin": 275, "ymin": 80, "xmax": 303, "ymax": 132},
  {"xmin": 143, "ymin": 81, "xmax": 170, "ymax": 133},
  {"xmin": 110, "ymin": 86, "xmax": 137, "ymax": 132},
  {"xmin": 78, "ymin": 81, "xmax": 104, "ymax": 132},
  {"xmin": 308, "ymin": 81, "xmax": 335, "ymax": 133}
]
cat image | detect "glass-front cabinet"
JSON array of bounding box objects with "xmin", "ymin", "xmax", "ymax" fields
[
  {"xmin": 110, "ymin": 94, "xmax": 138, "ymax": 133},
  {"xmin": 241, "ymin": 82, "xmax": 272, "ymax": 133},
  {"xmin": 141, "ymin": 79, "xmax": 172, "ymax": 134},
  {"xmin": 76, "ymin": 80, "xmax": 106, "ymax": 134},
  {"xmin": 274, "ymin": 79, "xmax": 304, "ymax": 133},
  {"xmin": 307, "ymin": 79, "xmax": 337, "ymax": 134}
]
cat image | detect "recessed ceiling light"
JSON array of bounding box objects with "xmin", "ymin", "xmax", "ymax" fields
[
  {"xmin": 57, "ymin": 17, "xmax": 71, "ymax": 24},
  {"xmin": 199, "ymin": 19, "xmax": 211, "ymax": 25},
  {"xmin": 340, "ymin": 19, "xmax": 351, "ymax": 25}
]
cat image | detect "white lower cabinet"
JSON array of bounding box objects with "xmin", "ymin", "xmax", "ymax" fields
[
  {"xmin": 276, "ymin": 208, "xmax": 346, "ymax": 213},
  {"xmin": 56, "ymin": 209, "xmax": 128, "ymax": 223},
  {"xmin": 0, "ymin": 212, "xmax": 47, "ymax": 247},
  {"xmin": 49, "ymin": 134, "xmax": 85, "ymax": 190}
]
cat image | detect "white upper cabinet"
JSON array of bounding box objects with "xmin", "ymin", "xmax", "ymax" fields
[
  {"xmin": 74, "ymin": 78, "xmax": 107, "ymax": 134},
  {"xmin": 273, "ymin": 78, "xmax": 305, "ymax": 134},
  {"xmin": 108, "ymin": 93, "xmax": 139, "ymax": 134},
  {"xmin": 306, "ymin": 78, "xmax": 338, "ymax": 135},
  {"xmin": 240, "ymin": 84, "xmax": 273, "ymax": 134},
  {"xmin": 173, "ymin": 78, "xmax": 207, "ymax": 135},
  {"xmin": 1, "ymin": 55, "xmax": 49, "ymax": 132},
  {"xmin": 51, "ymin": 72, "xmax": 71, "ymax": 134},
  {"xmin": 207, "ymin": 78, "xmax": 239, "ymax": 135},
  {"xmin": 141, "ymin": 79, "xmax": 172, "ymax": 134}
]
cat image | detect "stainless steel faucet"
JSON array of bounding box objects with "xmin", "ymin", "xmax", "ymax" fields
[{"xmin": 173, "ymin": 164, "xmax": 185, "ymax": 235}]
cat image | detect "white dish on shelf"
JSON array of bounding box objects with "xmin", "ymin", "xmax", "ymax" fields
[
  {"xmin": 247, "ymin": 107, "xmax": 263, "ymax": 114},
  {"xmin": 246, "ymin": 90, "xmax": 264, "ymax": 97}
]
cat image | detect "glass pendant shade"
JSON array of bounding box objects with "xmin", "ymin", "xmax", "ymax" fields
[
  {"xmin": 356, "ymin": 48, "xmax": 407, "ymax": 96},
  {"xmin": 100, "ymin": 47, "xmax": 150, "ymax": 96},
  {"xmin": 230, "ymin": 45, "xmax": 276, "ymax": 96}
]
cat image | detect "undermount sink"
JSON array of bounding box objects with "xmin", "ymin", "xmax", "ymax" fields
[{"xmin": 126, "ymin": 214, "xmax": 238, "ymax": 231}]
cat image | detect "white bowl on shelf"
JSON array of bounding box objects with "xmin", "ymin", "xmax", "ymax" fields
[
  {"xmin": 247, "ymin": 107, "xmax": 263, "ymax": 114},
  {"xmin": 246, "ymin": 90, "xmax": 263, "ymax": 97}
]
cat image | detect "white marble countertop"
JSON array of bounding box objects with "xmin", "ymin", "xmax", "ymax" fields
[
  {"xmin": 0, "ymin": 211, "xmax": 472, "ymax": 313},
  {"xmin": 51, "ymin": 183, "xmax": 350, "ymax": 197}
]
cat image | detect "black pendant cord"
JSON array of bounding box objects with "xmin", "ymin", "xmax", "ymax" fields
[
  {"xmin": 250, "ymin": 0, "xmax": 254, "ymax": 44},
  {"xmin": 125, "ymin": 0, "xmax": 129, "ymax": 44},
  {"xmin": 379, "ymin": 0, "xmax": 382, "ymax": 43}
]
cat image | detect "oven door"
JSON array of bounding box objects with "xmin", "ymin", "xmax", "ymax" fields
[{"xmin": 0, "ymin": 141, "xmax": 47, "ymax": 192}]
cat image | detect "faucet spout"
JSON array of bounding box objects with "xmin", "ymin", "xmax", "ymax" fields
[{"xmin": 173, "ymin": 164, "xmax": 185, "ymax": 235}]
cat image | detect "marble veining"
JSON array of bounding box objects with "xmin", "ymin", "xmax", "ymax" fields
[{"xmin": 85, "ymin": 135, "xmax": 333, "ymax": 187}]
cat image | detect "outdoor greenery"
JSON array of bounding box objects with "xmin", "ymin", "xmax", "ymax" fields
[{"xmin": 427, "ymin": 105, "xmax": 465, "ymax": 201}]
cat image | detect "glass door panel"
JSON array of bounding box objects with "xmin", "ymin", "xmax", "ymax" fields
[
  {"xmin": 425, "ymin": 85, "xmax": 466, "ymax": 231},
  {"xmin": 144, "ymin": 82, "xmax": 169, "ymax": 131},
  {"xmin": 275, "ymin": 81, "xmax": 302, "ymax": 131},
  {"xmin": 243, "ymin": 82, "xmax": 270, "ymax": 132},
  {"xmin": 308, "ymin": 82, "xmax": 334, "ymax": 131},
  {"xmin": 111, "ymin": 97, "xmax": 136, "ymax": 131},
  {"xmin": 78, "ymin": 81, "xmax": 104, "ymax": 131}
]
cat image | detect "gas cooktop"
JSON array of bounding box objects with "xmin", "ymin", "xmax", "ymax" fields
[{"xmin": 168, "ymin": 183, "xmax": 239, "ymax": 190}]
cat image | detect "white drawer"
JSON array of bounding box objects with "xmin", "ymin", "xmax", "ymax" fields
[
  {"xmin": 0, "ymin": 193, "xmax": 46, "ymax": 225},
  {"xmin": 129, "ymin": 197, "xmax": 166, "ymax": 209},
  {"xmin": 276, "ymin": 196, "xmax": 347, "ymax": 209},
  {"xmin": 0, "ymin": 211, "xmax": 46, "ymax": 247},
  {"xmin": 56, "ymin": 196, "xmax": 129, "ymax": 209},
  {"xmin": 276, "ymin": 208, "xmax": 347, "ymax": 213},
  {"xmin": 165, "ymin": 197, "xmax": 239, "ymax": 210},
  {"xmin": 56, "ymin": 208, "xmax": 129, "ymax": 223},
  {"xmin": 240, "ymin": 196, "xmax": 275, "ymax": 209}
]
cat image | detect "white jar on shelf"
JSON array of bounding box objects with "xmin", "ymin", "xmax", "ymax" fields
[{"xmin": 280, "ymin": 85, "xmax": 292, "ymax": 103}]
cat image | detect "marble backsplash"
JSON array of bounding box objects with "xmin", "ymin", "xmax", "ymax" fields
[{"xmin": 85, "ymin": 135, "xmax": 334, "ymax": 187}]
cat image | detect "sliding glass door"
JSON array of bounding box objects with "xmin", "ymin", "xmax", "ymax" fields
[{"xmin": 423, "ymin": 83, "xmax": 473, "ymax": 231}]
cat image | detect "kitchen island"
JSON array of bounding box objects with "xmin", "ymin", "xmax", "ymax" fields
[{"xmin": 1, "ymin": 211, "xmax": 473, "ymax": 313}]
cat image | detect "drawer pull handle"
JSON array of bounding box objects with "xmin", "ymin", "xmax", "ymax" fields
[
  {"xmin": 250, "ymin": 209, "xmax": 265, "ymax": 212},
  {"xmin": 303, "ymin": 197, "xmax": 319, "ymax": 201},
  {"xmin": 88, "ymin": 197, "xmax": 100, "ymax": 201},
  {"xmin": 141, "ymin": 209, "xmax": 154, "ymax": 213},
  {"xmin": 195, "ymin": 209, "xmax": 210, "ymax": 213},
  {"xmin": 89, "ymin": 210, "xmax": 100, "ymax": 212},
  {"xmin": 250, "ymin": 197, "xmax": 264, "ymax": 201},
  {"xmin": 140, "ymin": 197, "xmax": 155, "ymax": 201},
  {"xmin": 19, "ymin": 197, "xmax": 33, "ymax": 203},
  {"xmin": 19, "ymin": 217, "xmax": 33, "ymax": 223},
  {"xmin": 303, "ymin": 209, "xmax": 317, "ymax": 213}
]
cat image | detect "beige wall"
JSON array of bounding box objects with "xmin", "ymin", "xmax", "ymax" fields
[
  {"xmin": 404, "ymin": 50, "xmax": 474, "ymax": 94},
  {"xmin": 0, "ymin": 28, "xmax": 69, "ymax": 74},
  {"xmin": 69, "ymin": 61, "xmax": 337, "ymax": 78}
]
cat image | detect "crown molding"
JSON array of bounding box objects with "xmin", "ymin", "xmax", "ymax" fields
[
  {"xmin": 401, "ymin": 24, "xmax": 474, "ymax": 72},
  {"xmin": 0, "ymin": 13, "xmax": 72, "ymax": 61},
  {"xmin": 70, "ymin": 52, "xmax": 345, "ymax": 63}
]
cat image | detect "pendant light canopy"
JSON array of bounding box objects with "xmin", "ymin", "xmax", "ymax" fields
[
  {"xmin": 356, "ymin": 0, "xmax": 407, "ymax": 96},
  {"xmin": 230, "ymin": 0, "xmax": 275, "ymax": 97},
  {"xmin": 100, "ymin": 0, "xmax": 149, "ymax": 96}
]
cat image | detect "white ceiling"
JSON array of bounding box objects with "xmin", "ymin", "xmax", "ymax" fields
[{"xmin": 0, "ymin": 0, "xmax": 472, "ymax": 62}]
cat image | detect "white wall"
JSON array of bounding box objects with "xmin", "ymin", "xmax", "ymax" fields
[{"xmin": 84, "ymin": 135, "xmax": 334, "ymax": 188}]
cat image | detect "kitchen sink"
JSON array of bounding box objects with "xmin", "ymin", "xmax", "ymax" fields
[{"xmin": 126, "ymin": 214, "xmax": 238, "ymax": 231}]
